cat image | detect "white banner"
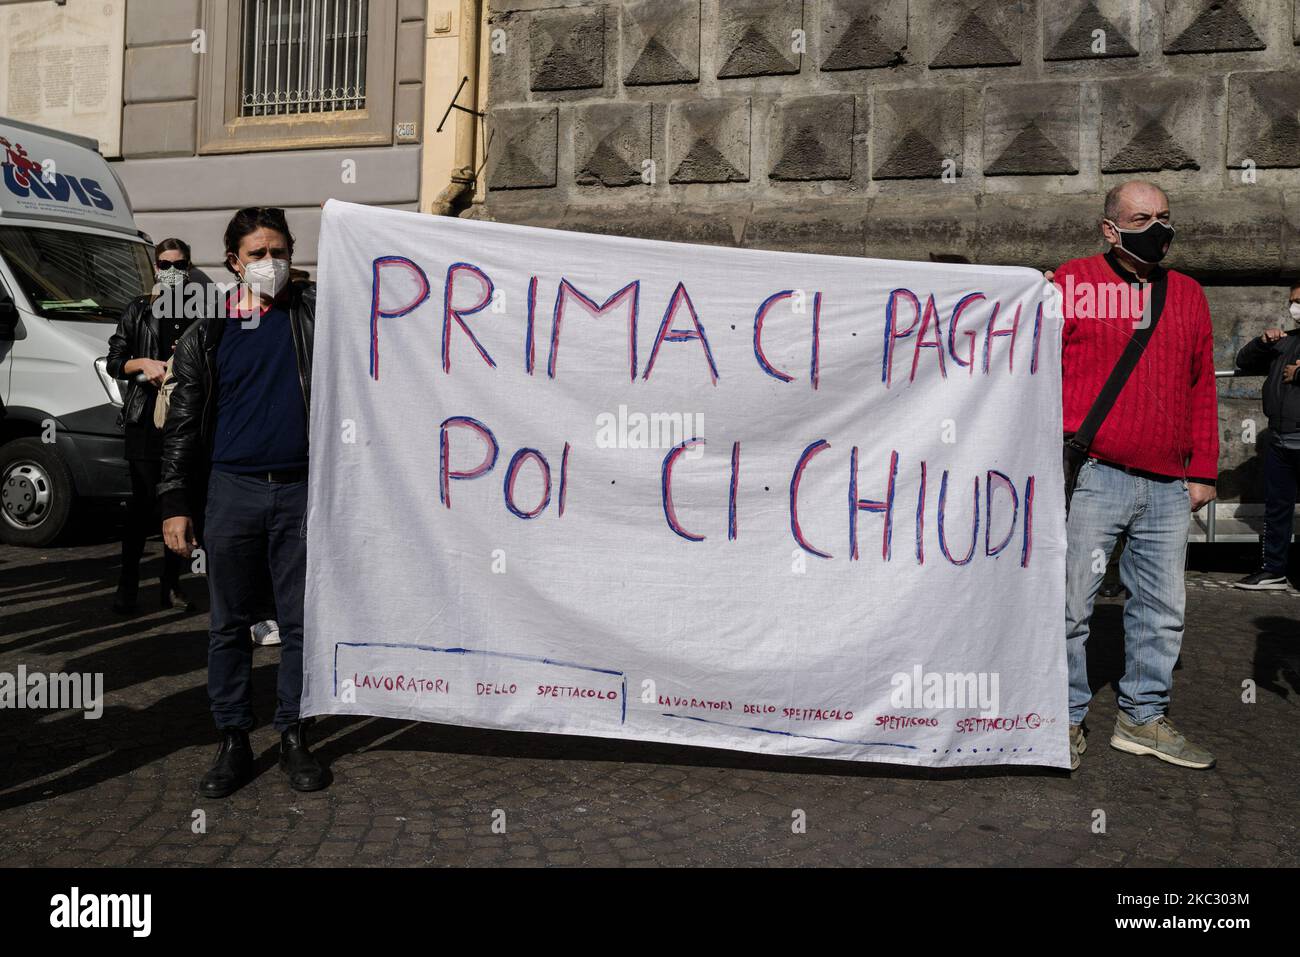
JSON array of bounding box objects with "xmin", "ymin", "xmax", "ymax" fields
[{"xmin": 302, "ymin": 201, "xmax": 1069, "ymax": 769}]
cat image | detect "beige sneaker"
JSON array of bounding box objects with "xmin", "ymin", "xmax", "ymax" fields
[
  {"xmin": 1069, "ymin": 723, "xmax": 1087, "ymax": 771},
  {"xmin": 1109, "ymin": 714, "xmax": 1215, "ymax": 769}
]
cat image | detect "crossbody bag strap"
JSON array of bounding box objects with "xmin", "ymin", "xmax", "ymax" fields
[{"xmin": 1066, "ymin": 271, "xmax": 1169, "ymax": 456}]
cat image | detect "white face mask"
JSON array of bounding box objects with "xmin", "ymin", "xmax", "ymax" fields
[
  {"xmin": 241, "ymin": 257, "xmax": 290, "ymax": 299},
  {"xmin": 1290, "ymin": 302, "xmax": 1300, "ymax": 323}
]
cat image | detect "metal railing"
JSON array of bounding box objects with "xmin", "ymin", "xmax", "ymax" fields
[
  {"xmin": 1199, "ymin": 369, "xmax": 1261, "ymax": 542},
  {"xmin": 240, "ymin": 0, "xmax": 369, "ymax": 117}
]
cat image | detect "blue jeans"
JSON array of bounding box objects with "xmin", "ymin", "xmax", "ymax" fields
[
  {"xmin": 1065, "ymin": 459, "xmax": 1189, "ymax": 726},
  {"xmin": 204, "ymin": 469, "xmax": 308, "ymax": 732}
]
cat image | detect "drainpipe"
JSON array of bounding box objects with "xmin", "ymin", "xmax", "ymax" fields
[
  {"xmin": 430, "ymin": 166, "xmax": 476, "ymax": 217},
  {"xmin": 430, "ymin": 0, "xmax": 482, "ymax": 216}
]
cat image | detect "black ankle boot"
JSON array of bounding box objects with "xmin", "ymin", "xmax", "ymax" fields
[
  {"xmin": 199, "ymin": 729, "xmax": 253, "ymax": 798},
  {"xmin": 279, "ymin": 722, "xmax": 327, "ymax": 792},
  {"xmin": 111, "ymin": 591, "xmax": 138, "ymax": 614},
  {"xmin": 160, "ymin": 583, "xmax": 195, "ymax": 612},
  {"xmin": 112, "ymin": 581, "xmax": 139, "ymax": 614}
]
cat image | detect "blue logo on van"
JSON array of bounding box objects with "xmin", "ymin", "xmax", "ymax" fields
[{"xmin": 1, "ymin": 137, "xmax": 114, "ymax": 211}]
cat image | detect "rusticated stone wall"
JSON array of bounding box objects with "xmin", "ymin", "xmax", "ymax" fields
[{"xmin": 476, "ymin": 0, "xmax": 1300, "ymax": 501}]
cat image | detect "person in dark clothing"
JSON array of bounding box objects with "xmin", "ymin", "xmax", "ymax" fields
[
  {"xmin": 105, "ymin": 237, "xmax": 198, "ymax": 613},
  {"xmin": 160, "ymin": 207, "xmax": 326, "ymax": 798},
  {"xmin": 1233, "ymin": 279, "xmax": 1300, "ymax": 590}
]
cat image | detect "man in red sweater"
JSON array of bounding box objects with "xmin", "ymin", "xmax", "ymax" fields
[{"xmin": 1052, "ymin": 181, "xmax": 1218, "ymax": 772}]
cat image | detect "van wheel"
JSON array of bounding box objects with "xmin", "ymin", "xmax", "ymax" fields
[{"xmin": 0, "ymin": 438, "xmax": 75, "ymax": 547}]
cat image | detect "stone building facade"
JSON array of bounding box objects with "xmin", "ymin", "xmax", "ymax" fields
[{"xmin": 475, "ymin": 0, "xmax": 1300, "ymax": 505}]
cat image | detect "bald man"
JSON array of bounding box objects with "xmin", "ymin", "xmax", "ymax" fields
[{"xmin": 1052, "ymin": 181, "xmax": 1218, "ymax": 772}]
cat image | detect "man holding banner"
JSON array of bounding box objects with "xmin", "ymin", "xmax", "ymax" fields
[
  {"xmin": 1055, "ymin": 181, "xmax": 1218, "ymax": 772},
  {"xmin": 160, "ymin": 207, "xmax": 328, "ymax": 798}
]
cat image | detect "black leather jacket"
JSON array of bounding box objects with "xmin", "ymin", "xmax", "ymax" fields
[
  {"xmin": 159, "ymin": 280, "xmax": 316, "ymax": 519},
  {"xmin": 105, "ymin": 294, "xmax": 161, "ymax": 428}
]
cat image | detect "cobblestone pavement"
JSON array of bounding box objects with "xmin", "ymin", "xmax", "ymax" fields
[{"xmin": 1, "ymin": 538, "xmax": 1296, "ymax": 867}]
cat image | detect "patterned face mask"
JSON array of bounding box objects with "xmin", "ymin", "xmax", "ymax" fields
[{"xmin": 157, "ymin": 268, "xmax": 185, "ymax": 289}]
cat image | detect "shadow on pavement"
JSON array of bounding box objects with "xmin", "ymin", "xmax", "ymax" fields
[
  {"xmin": 1252, "ymin": 615, "xmax": 1300, "ymax": 702},
  {"xmin": 1, "ymin": 549, "xmax": 207, "ymax": 657},
  {"xmin": 0, "ymin": 661, "xmax": 280, "ymax": 810},
  {"xmin": 307, "ymin": 715, "xmax": 1062, "ymax": 785}
]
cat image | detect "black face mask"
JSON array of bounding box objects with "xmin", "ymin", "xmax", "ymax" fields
[{"xmin": 1107, "ymin": 219, "xmax": 1175, "ymax": 265}]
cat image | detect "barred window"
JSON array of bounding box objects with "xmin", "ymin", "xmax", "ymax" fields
[{"xmin": 240, "ymin": 0, "xmax": 369, "ymax": 117}]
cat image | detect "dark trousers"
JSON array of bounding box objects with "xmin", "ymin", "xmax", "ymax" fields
[
  {"xmin": 204, "ymin": 469, "xmax": 307, "ymax": 732},
  {"xmin": 118, "ymin": 457, "xmax": 184, "ymax": 599},
  {"xmin": 1261, "ymin": 436, "xmax": 1300, "ymax": 575}
]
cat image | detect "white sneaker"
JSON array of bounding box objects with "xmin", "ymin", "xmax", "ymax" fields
[{"xmin": 251, "ymin": 620, "xmax": 281, "ymax": 646}]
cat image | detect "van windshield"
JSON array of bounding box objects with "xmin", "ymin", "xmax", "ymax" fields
[{"xmin": 0, "ymin": 225, "xmax": 153, "ymax": 322}]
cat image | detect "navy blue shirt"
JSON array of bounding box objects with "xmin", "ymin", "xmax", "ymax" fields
[{"xmin": 211, "ymin": 303, "xmax": 309, "ymax": 474}]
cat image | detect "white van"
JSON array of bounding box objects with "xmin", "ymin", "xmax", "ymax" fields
[{"xmin": 0, "ymin": 117, "xmax": 154, "ymax": 545}]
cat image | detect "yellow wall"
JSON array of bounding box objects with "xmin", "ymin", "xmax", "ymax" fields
[{"xmin": 420, "ymin": 0, "xmax": 484, "ymax": 214}]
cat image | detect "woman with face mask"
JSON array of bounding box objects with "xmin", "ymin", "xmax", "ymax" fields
[{"xmin": 105, "ymin": 237, "xmax": 198, "ymax": 613}]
